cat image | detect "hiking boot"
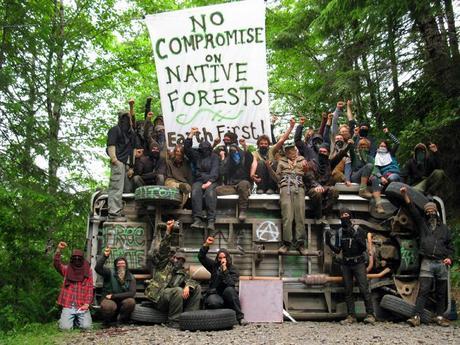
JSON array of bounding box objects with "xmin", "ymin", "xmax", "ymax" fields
[
  {"xmin": 256, "ymin": 189, "xmax": 264, "ymax": 194},
  {"xmin": 433, "ymin": 316, "xmax": 450, "ymax": 327},
  {"xmin": 375, "ymin": 203, "xmax": 385, "ymax": 214},
  {"xmin": 278, "ymin": 245, "xmax": 290, "ymax": 255},
  {"xmin": 166, "ymin": 321, "xmax": 180, "ymax": 329},
  {"xmin": 359, "ymin": 189, "xmax": 372, "ymax": 199},
  {"xmin": 191, "ymin": 218, "xmax": 205, "ymax": 229},
  {"xmin": 340, "ymin": 315, "xmax": 357, "ymax": 325},
  {"xmin": 407, "ymin": 315, "xmax": 421, "ymax": 327},
  {"xmin": 238, "ymin": 318, "xmax": 249, "ymax": 326},
  {"xmin": 266, "ymin": 189, "xmax": 275, "ymax": 195},
  {"xmin": 238, "ymin": 209, "xmax": 247, "ymax": 222},
  {"xmin": 363, "ymin": 314, "xmax": 376, "ymax": 325},
  {"xmin": 108, "ymin": 213, "xmax": 127, "ymax": 222},
  {"xmin": 207, "ymin": 221, "xmax": 215, "ymax": 233},
  {"xmin": 297, "ymin": 245, "xmax": 308, "ymax": 256}
]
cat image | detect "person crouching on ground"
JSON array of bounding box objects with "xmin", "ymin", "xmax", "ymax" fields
[
  {"xmin": 198, "ymin": 236, "xmax": 248, "ymax": 326},
  {"xmin": 54, "ymin": 241, "xmax": 93, "ymax": 330},
  {"xmin": 95, "ymin": 247, "xmax": 136, "ymax": 326}
]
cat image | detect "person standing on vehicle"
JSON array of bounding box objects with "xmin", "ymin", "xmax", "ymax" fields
[
  {"xmin": 198, "ymin": 236, "xmax": 248, "ymax": 326},
  {"xmin": 144, "ymin": 220, "xmax": 201, "ymax": 329},
  {"xmin": 107, "ymin": 111, "xmax": 136, "ymax": 222},
  {"xmin": 54, "ymin": 242, "xmax": 93, "ymax": 330},
  {"xmin": 400, "ymin": 187, "xmax": 454, "ymax": 327},
  {"xmin": 95, "ymin": 248, "xmax": 136, "ymax": 326},
  {"xmin": 325, "ymin": 208, "xmax": 376, "ymax": 325}
]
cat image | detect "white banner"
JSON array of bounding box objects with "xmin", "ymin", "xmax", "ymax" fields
[{"xmin": 145, "ymin": 0, "xmax": 270, "ymax": 147}]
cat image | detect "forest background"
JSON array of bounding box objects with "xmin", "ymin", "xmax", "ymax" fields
[{"xmin": 0, "ymin": 0, "xmax": 459, "ymax": 335}]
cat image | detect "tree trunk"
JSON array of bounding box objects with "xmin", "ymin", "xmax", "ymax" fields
[
  {"xmin": 443, "ymin": 0, "xmax": 460, "ymax": 64},
  {"xmin": 387, "ymin": 13, "xmax": 401, "ymax": 122},
  {"xmin": 361, "ymin": 54, "xmax": 378, "ymax": 126}
]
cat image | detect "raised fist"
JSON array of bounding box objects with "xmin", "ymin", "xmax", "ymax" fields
[
  {"xmin": 383, "ymin": 127, "xmax": 389, "ymax": 134},
  {"xmin": 204, "ymin": 236, "xmax": 214, "ymax": 246},
  {"xmin": 347, "ymin": 99, "xmax": 352, "ymax": 107},
  {"xmin": 327, "ymin": 113, "xmax": 333, "ymax": 120},
  {"xmin": 429, "ymin": 143, "xmax": 438, "ymax": 153},
  {"xmin": 166, "ymin": 219, "xmax": 175, "ymax": 233},
  {"xmin": 347, "ymin": 139, "xmax": 354, "ymax": 145},
  {"xmin": 213, "ymin": 137, "xmax": 221, "ymax": 145},
  {"xmin": 128, "ymin": 98, "xmax": 135, "ymax": 105},
  {"xmin": 239, "ymin": 138, "xmax": 246, "ymax": 147},
  {"xmin": 57, "ymin": 242, "xmax": 67, "ymax": 250},
  {"xmin": 190, "ymin": 127, "xmax": 199, "ymax": 135}
]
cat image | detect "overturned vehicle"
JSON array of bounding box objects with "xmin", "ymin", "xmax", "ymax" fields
[{"xmin": 86, "ymin": 181, "xmax": 454, "ymax": 325}]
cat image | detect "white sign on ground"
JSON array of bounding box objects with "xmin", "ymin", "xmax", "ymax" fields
[{"xmin": 145, "ymin": 0, "xmax": 270, "ymax": 147}]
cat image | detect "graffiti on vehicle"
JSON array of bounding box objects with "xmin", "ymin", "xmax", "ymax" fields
[{"xmin": 255, "ymin": 221, "xmax": 280, "ymax": 242}]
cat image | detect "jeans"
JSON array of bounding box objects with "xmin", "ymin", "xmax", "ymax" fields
[
  {"xmin": 59, "ymin": 307, "xmax": 92, "ymax": 330},
  {"xmin": 370, "ymin": 173, "xmax": 401, "ymax": 192},
  {"xmin": 350, "ymin": 163, "xmax": 373, "ymax": 183},
  {"xmin": 342, "ymin": 262, "xmax": 374, "ymax": 316},
  {"xmin": 191, "ymin": 182, "xmax": 217, "ymax": 222}
]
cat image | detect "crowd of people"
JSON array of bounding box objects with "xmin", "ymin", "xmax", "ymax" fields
[{"xmin": 51, "ymin": 97, "xmax": 454, "ymax": 330}]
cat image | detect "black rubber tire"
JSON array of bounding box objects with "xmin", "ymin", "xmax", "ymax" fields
[
  {"xmin": 130, "ymin": 304, "xmax": 168, "ymax": 324},
  {"xmin": 371, "ymin": 292, "xmax": 400, "ymax": 321},
  {"xmin": 135, "ymin": 185, "xmax": 182, "ymax": 206},
  {"xmin": 179, "ymin": 309, "xmax": 237, "ymax": 331},
  {"xmin": 384, "ymin": 182, "xmax": 429, "ymax": 211},
  {"xmin": 380, "ymin": 294, "xmax": 433, "ymax": 324}
]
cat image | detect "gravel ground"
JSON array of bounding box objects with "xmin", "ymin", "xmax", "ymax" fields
[{"xmin": 66, "ymin": 321, "xmax": 460, "ymax": 345}]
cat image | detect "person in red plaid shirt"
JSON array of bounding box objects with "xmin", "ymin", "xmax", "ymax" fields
[{"xmin": 54, "ymin": 241, "xmax": 93, "ymax": 330}]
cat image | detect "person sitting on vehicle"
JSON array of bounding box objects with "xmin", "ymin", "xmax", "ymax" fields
[
  {"xmin": 276, "ymin": 139, "xmax": 308, "ymax": 255},
  {"xmin": 370, "ymin": 128, "xmax": 402, "ymax": 214},
  {"xmin": 304, "ymin": 143, "xmax": 342, "ymax": 220},
  {"xmin": 198, "ymin": 236, "xmax": 248, "ymax": 326},
  {"xmin": 165, "ymin": 144, "xmax": 193, "ymax": 207},
  {"xmin": 95, "ymin": 248, "xmax": 136, "ymax": 327},
  {"xmin": 347, "ymin": 137, "xmax": 374, "ymax": 199},
  {"xmin": 214, "ymin": 131, "xmax": 238, "ymax": 155},
  {"xmin": 107, "ymin": 110, "xmax": 136, "ymax": 222},
  {"xmin": 250, "ymin": 119, "xmax": 295, "ymax": 194},
  {"xmin": 133, "ymin": 141, "xmax": 166, "ymax": 189},
  {"xmin": 145, "ymin": 220, "xmax": 201, "ymax": 329},
  {"xmin": 185, "ymin": 127, "xmax": 219, "ymax": 231},
  {"xmin": 217, "ymin": 139, "xmax": 253, "ymax": 222},
  {"xmin": 400, "ymin": 187, "xmax": 454, "ymax": 327},
  {"xmin": 403, "ymin": 143, "xmax": 446, "ymax": 196},
  {"xmin": 325, "ymin": 209, "xmax": 376, "ymax": 325},
  {"xmin": 294, "ymin": 116, "xmax": 323, "ymax": 162},
  {"xmin": 54, "ymin": 242, "xmax": 93, "ymax": 330}
]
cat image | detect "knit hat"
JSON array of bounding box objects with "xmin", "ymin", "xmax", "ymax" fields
[{"xmin": 424, "ymin": 202, "xmax": 437, "ymax": 213}]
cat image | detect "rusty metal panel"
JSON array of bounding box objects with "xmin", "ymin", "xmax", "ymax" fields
[
  {"xmin": 101, "ymin": 221, "xmax": 148, "ymax": 269},
  {"xmin": 239, "ymin": 280, "xmax": 283, "ymax": 322}
]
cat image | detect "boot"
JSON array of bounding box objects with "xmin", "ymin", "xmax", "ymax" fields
[
  {"xmin": 297, "ymin": 244, "xmax": 308, "ymax": 256},
  {"xmin": 266, "ymin": 189, "xmax": 275, "ymax": 195},
  {"xmin": 375, "ymin": 202, "xmax": 385, "ymax": 214},
  {"xmin": 238, "ymin": 318, "xmax": 249, "ymax": 326},
  {"xmin": 363, "ymin": 314, "xmax": 376, "ymax": 325},
  {"xmin": 340, "ymin": 315, "xmax": 356, "ymax": 325},
  {"xmin": 108, "ymin": 213, "xmax": 127, "ymax": 222},
  {"xmin": 238, "ymin": 209, "xmax": 247, "ymax": 222},
  {"xmin": 207, "ymin": 221, "xmax": 215, "ymax": 233},
  {"xmin": 407, "ymin": 315, "xmax": 420, "ymax": 327},
  {"xmin": 359, "ymin": 188, "xmax": 372, "ymax": 199},
  {"xmin": 256, "ymin": 189, "xmax": 264, "ymax": 194},
  {"xmin": 278, "ymin": 245, "xmax": 290, "ymax": 255},
  {"xmin": 433, "ymin": 316, "xmax": 450, "ymax": 327},
  {"xmin": 191, "ymin": 218, "xmax": 205, "ymax": 230}
]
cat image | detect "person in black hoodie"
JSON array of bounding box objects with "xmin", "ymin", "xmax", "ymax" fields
[
  {"xmin": 185, "ymin": 127, "xmax": 220, "ymax": 231},
  {"xmin": 217, "ymin": 141, "xmax": 253, "ymax": 222},
  {"xmin": 403, "ymin": 143, "xmax": 446, "ymax": 196},
  {"xmin": 325, "ymin": 208, "xmax": 375, "ymax": 325},
  {"xmin": 198, "ymin": 236, "xmax": 248, "ymax": 326},
  {"xmin": 133, "ymin": 141, "xmax": 166, "ymax": 188},
  {"xmin": 401, "ymin": 187, "xmax": 454, "ymax": 327},
  {"xmin": 95, "ymin": 247, "xmax": 136, "ymax": 326}
]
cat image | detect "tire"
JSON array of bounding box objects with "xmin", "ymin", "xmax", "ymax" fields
[
  {"xmin": 369, "ymin": 198, "xmax": 397, "ymax": 220},
  {"xmin": 130, "ymin": 304, "xmax": 168, "ymax": 324},
  {"xmin": 371, "ymin": 292, "xmax": 399, "ymax": 321},
  {"xmin": 179, "ymin": 309, "xmax": 237, "ymax": 331},
  {"xmin": 380, "ymin": 294, "xmax": 433, "ymax": 324},
  {"xmin": 135, "ymin": 185, "xmax": 182, "ymax": 206},
  {"xmin": 384, "ymin": 182, "xmax": 429, "ymax": 211}
]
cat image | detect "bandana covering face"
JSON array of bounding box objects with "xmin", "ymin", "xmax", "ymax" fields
[
  {"xmin": 65, "ymin": 249, "xmax": 91, "ymax": 286},
  {"xmin": 375, "ymin": 148, "xmax": 392, "ymax": 166}
]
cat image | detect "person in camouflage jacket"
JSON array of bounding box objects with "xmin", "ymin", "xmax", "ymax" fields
[{"xmin": 144, "ymin": 220, "xmax": 201, "ymax": 328}]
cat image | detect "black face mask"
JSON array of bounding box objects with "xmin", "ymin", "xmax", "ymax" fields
[
  {"xmin": 341, "ymin": 217, "xmax": 352, "ymax": 228},
  {"xmin": 359, "ymin": 128, "xmax": 369, "ymax": 137},
  {"xmin": 71, "ymin": 256, "xmax": 84, "ymax": 268},
  {"xmin": 336, "ymin": 140, "xmax": 344, "ymax": 149},
  {"xmin": 259, "ymin": 147, "xmax": 269, "ymax": 155},
  {"xmin": 149, "ymin": 150, "xmax": 160, "ymax": 159},
  {"xmin": 199, "ymin": 148, "xmax": 212, "ymax": 158}
]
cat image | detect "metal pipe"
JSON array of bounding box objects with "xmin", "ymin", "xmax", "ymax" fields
[{"xmin": 179, "ymin": 247, "xmax": 322, "ymax": 257}]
